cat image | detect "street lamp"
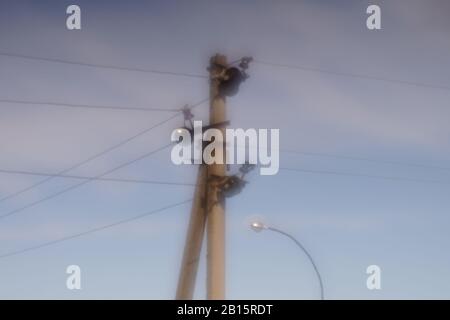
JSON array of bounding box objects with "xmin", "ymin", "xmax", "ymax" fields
[
  {"xmin": 250, "ymin": 221, "xmax": 267, "ymax": 232},
  {"xmin": 250, "ymin": 221, "xmax": 324, "ymax": 300}
]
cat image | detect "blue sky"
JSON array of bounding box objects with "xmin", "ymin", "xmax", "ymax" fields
[{"xmin": 0, "ymin": 0, "xmax": 450, "ymax": 299}]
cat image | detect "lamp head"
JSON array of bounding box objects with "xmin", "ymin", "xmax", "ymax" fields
[{"xmin": 250, "ymin": 221, "xmax": 267, "ymax": 232}]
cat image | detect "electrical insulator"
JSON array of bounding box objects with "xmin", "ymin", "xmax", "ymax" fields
[
  {"xmin": 219, "ymin": 67, "xmax": 245, "ymax": 97},
  {"xmin": 221, "ymin": 176, "xmax": 247, "ymax": 198}
]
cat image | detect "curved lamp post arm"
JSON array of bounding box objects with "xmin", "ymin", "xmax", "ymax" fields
[{"xmin": 267, "ymin": 227, "xmax": 324, "ymax": 300}]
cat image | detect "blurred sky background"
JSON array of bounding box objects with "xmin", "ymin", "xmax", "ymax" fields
[{"xmin": 0, "ymin": 0, "xmax": 450, "ymax": 299}]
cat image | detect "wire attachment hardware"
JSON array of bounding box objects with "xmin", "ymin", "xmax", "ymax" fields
[
  {"xmin": 181, "ymin": 104, "xmax": 195, "ymax": 129},
  {"xmin": 214, "ymin": 56, "xmax": 253, "ymax": 97}
]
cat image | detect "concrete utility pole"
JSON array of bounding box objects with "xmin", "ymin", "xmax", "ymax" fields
[
  {"xmin": 206, "ymin": 54, "xmax": 228, "ymax": 299},
  {"xmin": 175, "ymin": 165, "xmax": 207, "ymax": 299},
  {"xmin": 175, "ymin": 54, "xmax": 228, "ymax": 300},
  {"xmin": 176, "ymin": 54, "xmax": 250, "ymax": 300}
]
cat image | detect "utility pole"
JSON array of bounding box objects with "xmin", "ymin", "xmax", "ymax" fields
[
  {"xmin": 176, "ymin": 54, "xmax": 251, "ymax": 300},
  {"xmin": 175, "ymin": 165, "xmax": 207, "ymax": 299},
  {"xmin": 206, "ymin": 54, "xmax": 228, "ymax": 299}
]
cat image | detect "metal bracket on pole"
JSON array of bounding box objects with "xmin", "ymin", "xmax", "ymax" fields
[{"xmin": 182, "ymin": 104, "xmax": 195, "ymax": 130}]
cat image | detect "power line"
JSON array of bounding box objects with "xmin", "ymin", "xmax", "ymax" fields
[
  {"xmin": 0, "ymin": 98, "xmax": 208, "ymax": 204},
  {"xmin": 0, "ymin": 51, "xmax": 208, "ymax": 79},
  {"xmin": 280, "ymin": 149, "xmax": 450, "ymax": 172},
  {"xmin": 237, "ymin": 145, "xmax": 450, "ymax": 173},
  {"xmin": 0, "ymin": 98, "xmax": 180, "ymax": 112},
  {"xmin": 0, "ymin": 168, "xmax": 195, "ymax": 186},
  {"xmin": 0, "ymin": 113, "xmax": 178, "ymax": 202},
  {"xmin": 0, "ymin": 199, "xmax": 192, "ymax": 259},
  {"xmin": 0, "ymin": 142, "xmax": 174, "ymax": 220},
  {"xmin": 255, "ymin": 60, "xmax": 450, "ymax": 92},
  {"xmin": 280, "ymin": 167, "xmax": 450, "ymax": 185}
]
